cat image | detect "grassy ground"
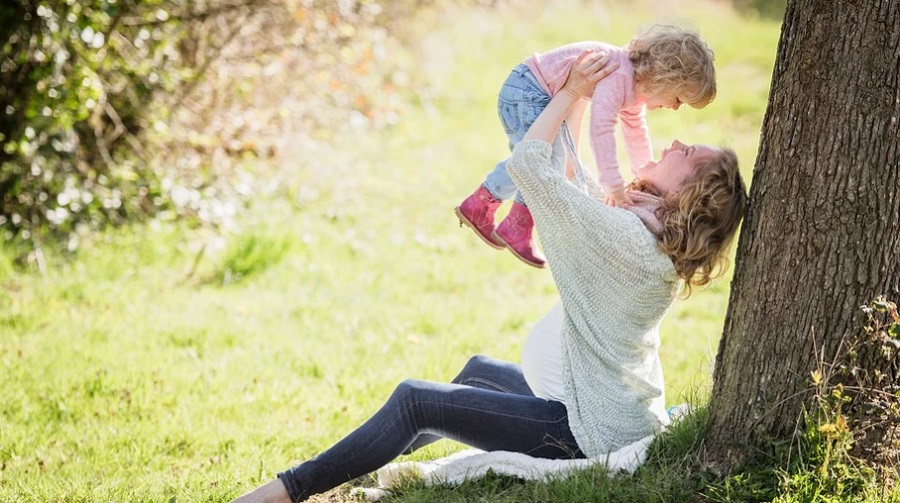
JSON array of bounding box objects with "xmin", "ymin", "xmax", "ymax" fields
[{"xmin": 0, "ymin": 1, "xmax": 791, "ymax": 502}]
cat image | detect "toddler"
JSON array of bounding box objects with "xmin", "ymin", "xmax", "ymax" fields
[{"xmin": 455, "ymin": 25, "xmax": 716, "ymax": 268}]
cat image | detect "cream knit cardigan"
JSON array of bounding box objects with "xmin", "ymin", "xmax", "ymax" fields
[{"xmin": 507, "ymin": 140, "xmax": 680, "ymax": 459}]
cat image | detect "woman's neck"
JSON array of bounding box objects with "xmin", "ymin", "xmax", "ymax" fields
[{"xmin": 628, "ymin": 179, "xmax": 662, "ymax": 197}]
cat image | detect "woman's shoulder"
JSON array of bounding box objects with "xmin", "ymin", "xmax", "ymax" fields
[{"xmin": 600, "ymin": 210, "xmax": 679, "ymax": 279}]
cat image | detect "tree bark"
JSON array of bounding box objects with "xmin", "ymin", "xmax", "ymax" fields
[{"xmin": 706, "ymin": 0, "xmax": 900, "ymax": 471}]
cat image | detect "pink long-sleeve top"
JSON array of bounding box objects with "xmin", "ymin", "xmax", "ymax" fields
[{"xmin": 524, "ymin": 42, "xmax": 653, "ymax": 193}]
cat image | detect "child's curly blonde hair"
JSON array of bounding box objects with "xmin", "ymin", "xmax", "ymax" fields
[
  {"xmin": 628, "ymin": 25, "xmax": 717, "ymax": 108},
  {"xmin": 631, "ymin": 148, "xmax": 747, "ymax": 296}
]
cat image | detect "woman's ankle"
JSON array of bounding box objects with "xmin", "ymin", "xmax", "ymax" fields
[{"xmin": 231, "ymin": 479, "xmax": 292, "ymax": 503}]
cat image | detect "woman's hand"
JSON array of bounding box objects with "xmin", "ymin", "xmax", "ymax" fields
[
  {"xmin": 522, "ymin": 51, "xmax": 617, "ymax": 144},
  {"xmin": 562, "ymin": 51, "xmax": 619, "ymax": 101}
]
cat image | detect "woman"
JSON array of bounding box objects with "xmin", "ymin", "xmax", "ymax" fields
[{"xmin": 233, "ymin": 52, "xmax": 747, "ymax": 503}]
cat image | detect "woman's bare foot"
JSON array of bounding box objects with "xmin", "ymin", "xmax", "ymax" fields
[{"xmin": 231, "ymin": 479, "xmax": 292, "ymax": 503}]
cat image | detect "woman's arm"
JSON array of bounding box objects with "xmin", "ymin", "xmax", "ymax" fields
[
  {"xmin": 508, "ymin": 52, "xmax": 652, "ymax": 276},
  {"xmin": 563, "ymin": 102, "xmax": 588, "ymax": 180},
  {"xmin": 522, "ymin": 51, "xmax": 616, "ymax": 144}
]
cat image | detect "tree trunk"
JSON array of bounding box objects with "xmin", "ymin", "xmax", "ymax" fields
[{"xmin": 706, "ymin": 0, "xmax": 900, "ymax": 471}]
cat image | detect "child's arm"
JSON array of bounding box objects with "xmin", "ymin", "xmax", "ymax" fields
[
  {"xmin": 510, "ymin": 52, "xmax": 656, "ymax": 285},
  {"xmin": 619, "ymin": 105, "xmax": 654, "ymax": 178},
  {"xmin": 588, "ymin": 74, "xmax": 634, "ymax": 207}
]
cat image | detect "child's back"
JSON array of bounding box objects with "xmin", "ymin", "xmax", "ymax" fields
[
  {"xmin": 524, "ymin": 41, "xmax": 632, "ymax": 97},
  {"xmin": 526, "ymin": 42, "xmax": 649, "ymax": 198}
]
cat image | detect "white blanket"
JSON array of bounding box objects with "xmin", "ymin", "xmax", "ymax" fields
[{"xmin": 352, "ymin": 435, "xmax": 654, "ymax": 501}]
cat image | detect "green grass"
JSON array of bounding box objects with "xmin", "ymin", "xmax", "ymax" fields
[{"xmin": 5, "ymin": 1, "xmax": 891, "ymax": 502}]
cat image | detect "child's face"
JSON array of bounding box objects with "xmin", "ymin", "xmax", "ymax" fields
[
  {"xmin": 635, "ymin": 140, "xmax": 720, "ymax": 194},
  {"xmin": 644, "ymin": 91, "xmax": 684, "ymax": 111}
]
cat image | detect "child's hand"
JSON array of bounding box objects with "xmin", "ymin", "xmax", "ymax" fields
[
  {"xmin": 604, "ymin": 187, "xmax": 634, "ymax": 208},
  {"xmin": 562, "ymin": 51, "xmax": 619, "ymax": 101}
]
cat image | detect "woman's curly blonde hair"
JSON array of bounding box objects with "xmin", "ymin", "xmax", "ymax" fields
[
  {"xmin": 632, "ymin": 148, "xmax": 747, "ymax": 296},
  {"xmin": 628, "ymin": 25, "xmax": 717, "ymax": 108}
]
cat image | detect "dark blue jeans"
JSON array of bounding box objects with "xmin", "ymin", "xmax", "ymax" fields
[{"xmin": 277, "ymin": 355, "xmax": 584, "ymax": 502}]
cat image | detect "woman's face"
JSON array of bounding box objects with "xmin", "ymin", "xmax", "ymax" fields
[{"xmin": 635, "ymin": 140, "xmax": 721, "ymax": 194}]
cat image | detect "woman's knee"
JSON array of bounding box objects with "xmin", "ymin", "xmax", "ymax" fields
[
  {"xmin": 453, "ymin": 355, "xmax": 493, "ymax": 383},
  {"xmin": 390, "ymin": 378, "xmax": 428, "ymax": 405}
]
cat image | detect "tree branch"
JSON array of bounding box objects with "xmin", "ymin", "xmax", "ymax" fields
[{"xmin": 119, "ymin": 0, "xmax": 268, "ymax": 27}]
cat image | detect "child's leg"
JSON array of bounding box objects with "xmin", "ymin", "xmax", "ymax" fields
[
  {"xmin": 276, "ymin": 378, "xmax": 582, "ymax": 502},
  {"xmin": 458, "ymin": 65, "xmax": 550, "ymax": 249},
  {"xmin": 496, "ymin": 122, "xmax": 568, "ymax": 268},
  {"xmin": 464, "ymin": 65, "xmax": 565, "ymax": 256},
  {"xmin": 483, "ymin": 129, "xmax": 526, "ymax": 201},
  {"xmin": 482, "ymin": 65, "xmax": 552, "ymax": 201}
]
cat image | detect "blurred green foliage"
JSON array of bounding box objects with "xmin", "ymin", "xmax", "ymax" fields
[
  {"xmin": 0, "ymin": 0, "xmax": 782, "ymax": 256},
  {"xmin": 733, "ymin": 0, "xmax": 787, "ymax": 19},
  {"xmin": 1, "ymin": 0, "xmax": 187, "ymax": 249},
  {"xmin": 0, "ymin": 0, "xmax": 460, "ymax": 255}
]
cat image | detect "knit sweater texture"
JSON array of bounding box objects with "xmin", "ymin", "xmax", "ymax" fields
[{"xmin": 507, "ymin": 139, "xmax": 679, "ymax": 458}]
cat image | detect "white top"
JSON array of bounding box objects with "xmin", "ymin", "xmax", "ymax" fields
[
  {"xmin": 507, "ymin": 140, "xmax": 678, "ymax": 458},
  {"xmin": 521, "ymin": 302, "xmax": 566, "ymax": 402}
]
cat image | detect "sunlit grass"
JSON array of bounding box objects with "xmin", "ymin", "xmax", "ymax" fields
[
  {"xmin": 209, "ymin": 232, "xmax": 292, "ymax": 286},
  {"xmin": 0, "ymin": 1, "xmax": 786, "ymax": 502}
]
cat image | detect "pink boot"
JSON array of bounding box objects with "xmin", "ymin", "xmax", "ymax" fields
[
  {"xmin": 493, "ymin": 202, "xmax": 546, "ymax": 269},
  {"xmin": 455, "ymin": 185, "xmax": 503, "ymax": 249}
]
